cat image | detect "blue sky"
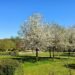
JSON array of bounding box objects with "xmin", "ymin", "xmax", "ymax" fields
[{"xmin": 0, "ymin": 0, "xmax": 75, "ymax": 38}]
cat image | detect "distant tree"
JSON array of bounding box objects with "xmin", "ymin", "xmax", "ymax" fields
[
  {"xmin": 43, "ymin": 24, "xmax": 52, "ymax": 58},
  {"xmin": 66, "ymin": 26, "xmax": 75, "ymax": 57},
  {"xmin": 10, "ymin": 37, "xmax": 21, "ymax": 50},
  {"xmin": 49, "ymin": 23, "xmax": 65, "ymax": 58}
]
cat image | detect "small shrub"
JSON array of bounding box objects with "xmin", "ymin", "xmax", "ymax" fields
[
  {"xmin": 0, "ymin": 59, "xmax": 19, "ymax": 75},
  {"xmin": 9, "ymin": 51, "xmax": 18, "ymax": 56}
]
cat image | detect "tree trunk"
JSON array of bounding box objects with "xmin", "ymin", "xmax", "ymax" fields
[
  {"xmin": 36, "ymin": 48, "xmax": 39, "ymax": 61},
  {"xmin": 49, "ymin": 49, "xmax": 51, "ymax": 58},
  {"xmin": 53, "ymin": 49, "xmax": 54, "ymax": 58},
  {"xmin": 53, "ymin": 46, "xmax": 55, "ymax": 59}
]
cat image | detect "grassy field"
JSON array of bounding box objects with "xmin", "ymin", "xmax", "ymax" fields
[
  {"xmin": 13, "ymin": 52, "xmax": 75, "ymax": 75},
  {"xmin": 0, "ymin": 52, "xmax": 75, "ymax": 75}
]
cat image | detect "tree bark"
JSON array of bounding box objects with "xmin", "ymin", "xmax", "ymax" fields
[
  {"xmin": 36, "ymin": 48, "xmax": 39, "ymax": 61},
  {"xmin": 53, "ymin": 49, "xmax": 54, "ymax": 58},
  {"xmin": 53, "ymin": 46, "xmax": 55, "ymax": 59},
  {"xmin": 49, "ymin": 49, "xmax": 51, "ymax": 58}
]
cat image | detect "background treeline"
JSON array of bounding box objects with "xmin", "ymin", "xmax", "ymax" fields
[{"xmin": 0, "ymin": 37, "xmax": 21, "ymax": 51}]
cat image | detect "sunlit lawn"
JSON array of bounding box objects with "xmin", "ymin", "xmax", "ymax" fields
[
  {"xmin": 15, "ymin": 52, "xmax": 75, "ymax": 75},
  {"xmin": 0, "ymin": 52, "xmax": 75, "ymax": 75}
]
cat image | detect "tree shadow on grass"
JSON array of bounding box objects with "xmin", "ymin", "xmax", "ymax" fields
[
  {"xmin": 12, "ymin": 56, "xmax": 68, "ymax": 63},
  {"xmin": 64, "ymin": 64, "xmax": 75, "ymax": 69},
  {"xmin": 13, "ymin": 56, "xmax": 51, "ymax": 63},
  {"xmin": 60, "ymin": 52, "xmax": 75, "ymax": 57},
  {"xmin": 12, "ymin": 56, "xmax": 36, "ymax": 63}
]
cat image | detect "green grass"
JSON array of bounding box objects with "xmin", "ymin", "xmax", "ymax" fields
[
  {"xmin": 21, "ymin": 59, "xmax": 75, "ymax": 75},
  {"xmin": 14, "ymin": 52, "xmax": 75, "ymax": 75},
  {"xmin": 0, "ymin": 52, "xmax": 75, "ymax": 75}
]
